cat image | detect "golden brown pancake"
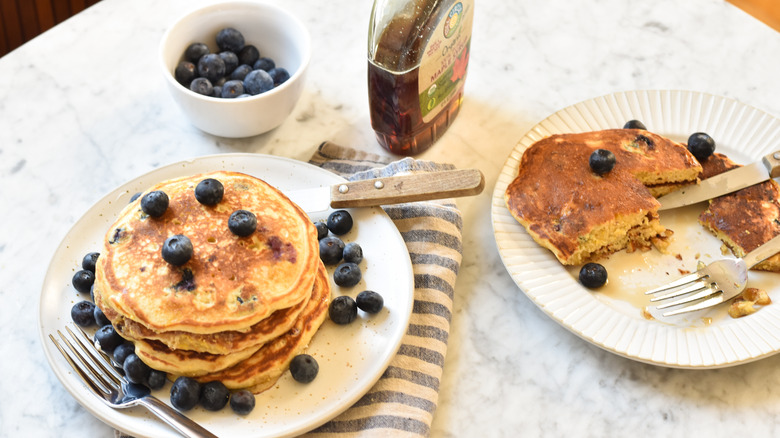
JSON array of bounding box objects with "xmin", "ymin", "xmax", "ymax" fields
[
  {"xmin": 108, "ymin": 290, "xmax": 310, "ymax": 354},
  {"xmin": 505, "ymin": 129, "xmax": 701, "ymax": 265},
  {"xmin": 698, "ymin": 153, "xmax": 780, "ymax": 271},
  {"xmin": 94, "ymin": 171, "xmax": 318, "ymax": 334},
  {"xmin": 191, "ymin": 263, "xmax": 331, "ymax": 393},
  {"xmin": 126, "ymin": 262, "xmax": 328, "ymax": 376}
]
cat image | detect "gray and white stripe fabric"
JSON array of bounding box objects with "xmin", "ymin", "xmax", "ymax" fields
[
  {"xmin": 304, "ymin": 141, "xmax": 462, "ymax": 437},
  {"xmin": 116, "ymin": 142, "xmax": 461, "ymax": 437}
]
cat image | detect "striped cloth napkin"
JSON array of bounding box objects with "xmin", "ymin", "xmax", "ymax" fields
[
  {"xmin": 116, "ymin": 142, "xmax": 462, "ymax": 437},
  {"xmin": 304, "ymin": 141, "xmax": 462, "ymax": 436}
]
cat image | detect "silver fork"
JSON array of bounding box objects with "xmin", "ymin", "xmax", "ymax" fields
[
  {"xmin": 646, "ymin": 233, "xmax": 780, "ymax": 317},
  {"xmin": 49, "ymin": 325, "xmax": 218, "ymax": 438}
]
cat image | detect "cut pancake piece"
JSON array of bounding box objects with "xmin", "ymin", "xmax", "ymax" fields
[
  {"xmin": 94, "ymin": 171, "xmax": 319, "ymax": 334},
  {"xmin": 698, "ymin": 153, "xmax": 780, "ymax": 271},
  {"xmin": 504, "ymin": 129, "xmax": 701, "ymax": 265}
]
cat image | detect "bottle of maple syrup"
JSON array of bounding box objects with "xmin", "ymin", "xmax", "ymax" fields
[{"xmin": 368, "ymin": 0, "xmax": 474, "ymax": 155}]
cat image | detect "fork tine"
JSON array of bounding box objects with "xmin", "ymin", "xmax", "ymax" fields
[
  {"xmin": 645, "ymin": 271, "xmax": 706, "ymax": 295},
  {"xmin": 51, "ymin": 330, "xmax": 112, "ymax": 395},
  {"xmin": 68, "ymin": 325, "xmax": 123, "ymax": 385},
  {"xmin": 661, "ymin": 294, "xmax": 727, "ymax": 317},
  {"xmin": 654, "ymin": 285, "xmax": 720, "ymax": 310},
  {"xmin": 648, "ymin": 279, "xmax": 712, "ymax": 302}
]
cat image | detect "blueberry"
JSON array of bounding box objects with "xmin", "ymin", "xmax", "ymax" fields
[
  {"xmin": 314, "ymin": 221, "xmax": 329, "ymax": 240},
  {"xmin": 162, "ymin": 235, "xmax": 193, "ymax": 266},
  {"xmin": 170, "ymin": 376, "xmax": 201, "ymax": 411},
  {"xmin": 129, "ymin": 192, "xmax": 142, "ymax": 203},
  {"xmin": 687, "ymin": 132, "xmax": 716, "ymax": 162},
  {"xmin": 267, "ymin": 67, "xmax": 290, "ymax": 86},
  {"xmin": 289, "ymin": 354, "xmax": 318, "ymax": 383},
  {"xmin": 184, "ymin": 42, "xmax": 209, "ymax": 63},
  {"xmin": 342, "ymin": 242, "xmax": 363, "ymax": 264},
  {"xmin": 327, "ymin": 210, "xmax": 353, "ymax": 235},
  {"xmin": 194, "ymin": 178, "xmax": 224, "ymax": 205},
  {"xmin": 212, "ymin": 85, "xmax": 222, "ymax": 98},
  {"xmin": 329, "ymin": 295, "xmax": 357, "ymax": 325},
  {"xmin": 112, "ymin": 342, "xmax": 135, "ymax": 366},
  {"xmin": 174, "ymin": 61, "xmax": 197, "ymax": 86},
  {"xmin": 219, "ymin": 51, "xmax": 239, "ymax": 75},
  {"xmin": 579, "ymin": 262, "xmax": 608, "ymax": 288},
  {"xmin": 253, "ymin": 57, "xmax": 275, "ymax": 72},
  {"xmin": 147, "ymin": 369, "xmax": 167, "ymax": 390},
  {"xmin": 71, "ymin": 300, "xmax": 96, "ymax": 327},
  {"xmin": 623, "ymin": 119, "xmax": 647, "ymax": 130},
  {"xmin": 334, "ymin": 262, "xmax": 362, "ymax": 287},
  {"xmin": 229, "ymin": 389, "xmax": 255, "ymax": 415},
  {"xmin": 244, "ymin": 69, "xmax": 274, "ymax": 95},
  {"xmin": 72, "ymin": 269, "xmax": 95, "ymax": 294},
  {"xmin": 238, "ymin": 45, "xmax": 260, "ymax": 67},
  {"xmin": 82, "ymin": 252, "xmax": 100, "ymax": 272},
  {"xmin": 229, "ymin": 64, "xmax": 253, "ymax": 81},
  {"xmin": 319, "ymin": 236, "xmax": 345, "ymax": 265},
  {"xmin": 589, "ymin": 149, "xmax": 616, "ymax": 175},
  {"xmin": 200, "ymin": 381, "xmax": 230, "ymax": 411},
  {"xmin": 216, "ymin": 27, "xmax": 245, "ymax": 53},
  {"xmin": 94, "ymin": 305, "xmax": 111, "ymax": 327},
  {"xmin": 221, "ymin": 80, "xmax": 245, "ymax": 98},
  {"xmin": 189, "ymin": 77, "xmax": 213, "ymax": 96},
  {"xmin": 197, "ymin": 53, "xmax": 226, "ymax": 83},
  {"xmin": 94, "ymin": 324, "xmax": 123, "ymax": 353},
  {"xmin": 141, "ymin": 191, "xmax": 169, "ymax": 217},
  {"xmin": 356, "ymin": 290, "xmax": 383, "ymax": 314},
  {"xmin": 229, "ymin": 210, "xmax": 257, "ymax": 237},
  {"xmin": 123, "ymin": 354, "xmax": 152, "ymax": 385}
]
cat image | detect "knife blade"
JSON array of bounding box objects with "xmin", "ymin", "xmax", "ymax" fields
[
  {"xmin": 285, "ymin": 168, "xmax": 485, "ymax": 213},
  {"xmin": 658, "ymin": 151, "xmax": 780, "ymax": 210}
]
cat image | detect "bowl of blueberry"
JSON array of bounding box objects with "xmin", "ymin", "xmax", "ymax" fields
[{"xmin": 160, "ymin": 1, "xmax": 311, "ymax": 138}]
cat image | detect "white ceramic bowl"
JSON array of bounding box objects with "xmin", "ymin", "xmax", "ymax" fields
[{"xmin": 160, "ymin": 1, "xmax": 310, "ymax": 138}]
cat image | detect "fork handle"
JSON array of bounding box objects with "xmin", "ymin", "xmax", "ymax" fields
[
  {"xmin": 138, "ymin": 396, "xmax": 219, "ymax": 438},
  {"xmin": 743, "ymin": 233, "xmax": 780, "ymax": 268}
]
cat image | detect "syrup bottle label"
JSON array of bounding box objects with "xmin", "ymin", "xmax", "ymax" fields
[{"xmin": 418, "ymin": 0, "xmax": 474, "ymax": 123}]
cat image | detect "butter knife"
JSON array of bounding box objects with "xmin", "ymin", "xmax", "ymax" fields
[
  {"xmin": 285, "ymin": 168, "xmax": 485, "ymax": 213},
  {"xmin": 658, "ymin": 151, "xmax": 780, "ymax": 210}
]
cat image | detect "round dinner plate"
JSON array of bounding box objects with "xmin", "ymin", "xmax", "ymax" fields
[
  {"xmin": 491, "ymin": 90, "xmax": 780, "ymax": 368},
  {"xmin": 39, "ymin": 153, "xmax": 414, "ymax": 437}
]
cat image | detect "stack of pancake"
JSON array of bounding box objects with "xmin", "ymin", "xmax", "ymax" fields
[
  {"xmin": 93, "ymin": 171, "xmax": 330, "ymax": 393},
  {"xmin": 504, "ymin": 129, "xmax": 703, "ymax": 265}
]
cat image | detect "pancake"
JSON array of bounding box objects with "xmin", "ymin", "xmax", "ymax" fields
[
  {"xmin": 504, "ymin": 129, "xmax": 701, "ymax": 265},
  {"xmin": 191, "ymin": 261, "xmax": 331, "ymax": 392},
  {"xmin": 109, "ymin": 288, "xmax": 310, "ymax": 354},
  {"xmin": 103, "ymin": 261, "xmax": 323, "ymax": 355},
  {"xmin": 94, "ymin": 171, "xmax": 318, "ymax": 334},
  {"xmin": 698, "ymin": 153, "xmax": 780, "ymax": 271},
  {"xmin": 129, "ymin": 262, "xmax": 329, "ymax": 376}
]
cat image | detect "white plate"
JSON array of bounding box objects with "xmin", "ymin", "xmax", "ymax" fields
[
  {"xmin": 491, "ymin": 90, "xmax": 780, "ymax": 369},
  {"xmin": 39, "ymin": 153, "xmax": 414, "ymax": 437}
]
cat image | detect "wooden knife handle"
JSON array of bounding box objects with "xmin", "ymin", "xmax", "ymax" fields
[
  {"xmin": 764, "ymin": 151, "xmax": 780, "ymax": 179},
  {"xmin": 329, "ymin": 168, "xmax": 485, "ymax": 208}
]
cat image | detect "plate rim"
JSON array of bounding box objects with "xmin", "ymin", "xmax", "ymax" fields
[
  {"xmin": 38, "ymin": 152, "xmax": 415, "ymax": 437},
  {"xmin": 490, "ymin": 89, "xmax": 780, "ymax": 369}
]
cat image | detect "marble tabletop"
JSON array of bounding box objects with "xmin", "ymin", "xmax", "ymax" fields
[{"xmin": 3, "ymin": 0, "xmax": 780, "ymax": 436}]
